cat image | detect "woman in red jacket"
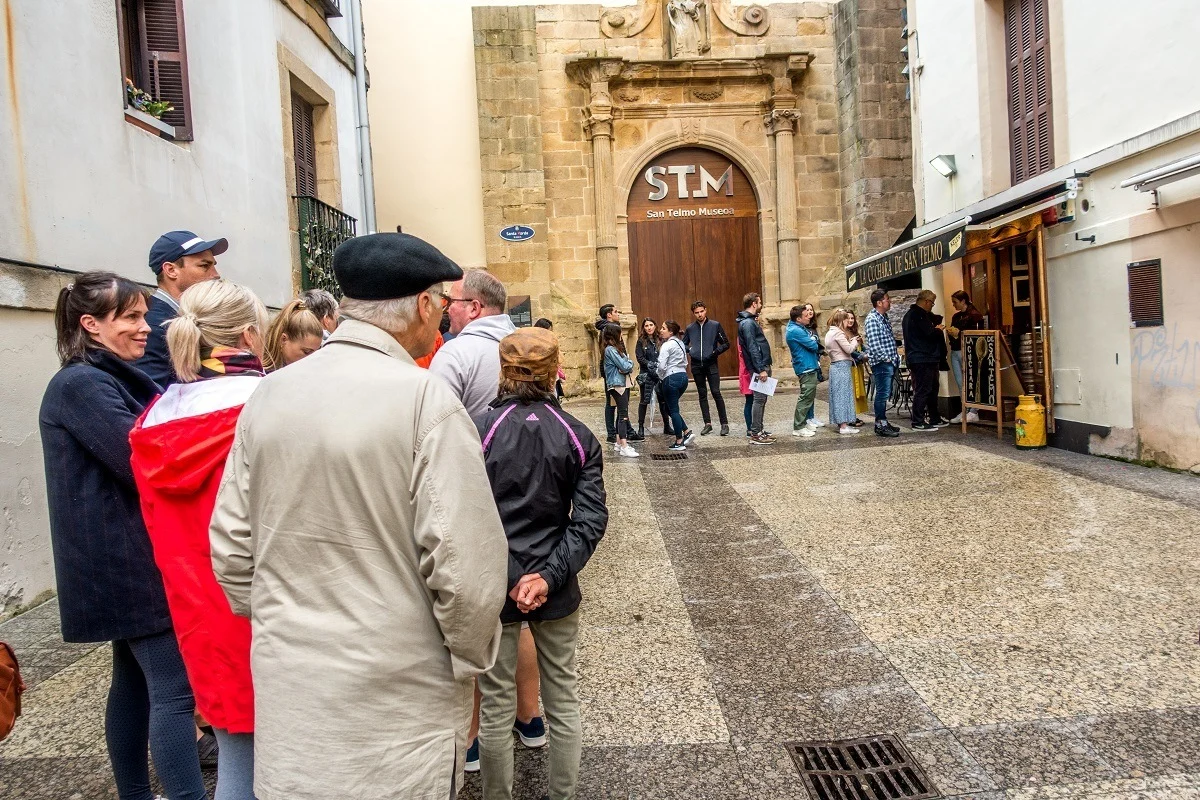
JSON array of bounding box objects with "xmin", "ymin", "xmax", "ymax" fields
[{"xmin": 130, "ymin": 280, "xmax": 268, "ymax": 800}]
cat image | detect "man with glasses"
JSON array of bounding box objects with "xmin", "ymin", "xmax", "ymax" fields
[{"xmin": 429, "ymin": 270, "xmax": 517, "ymax": 417}]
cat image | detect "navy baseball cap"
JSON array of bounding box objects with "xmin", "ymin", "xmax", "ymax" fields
[{"xmin": 148, "ymin": 230, "xmax": 229, "ymax": 275}]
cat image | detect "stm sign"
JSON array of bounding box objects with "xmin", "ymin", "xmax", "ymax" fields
[{"xmin": 645, "ymin": 164, "xmax": 735, "ymax": 201}]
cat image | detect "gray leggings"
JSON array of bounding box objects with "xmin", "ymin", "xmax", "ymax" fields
[{"xmin": 214, "ymin": 729, "xmax": 256, "ymax": 800}]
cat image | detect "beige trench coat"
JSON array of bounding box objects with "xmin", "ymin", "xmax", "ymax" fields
[{"xmin": 210, "ymin": 320, "xmax": 508, "ymax": 800}]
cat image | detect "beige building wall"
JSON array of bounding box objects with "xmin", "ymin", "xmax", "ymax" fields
[{"xmin": 0, "ymin": 0, "xmax": 366, "ymax": 615}]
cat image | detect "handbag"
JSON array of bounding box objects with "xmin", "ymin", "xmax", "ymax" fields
[{"xmin": 1, "ymin": 641, "xmax": 26, "ymax": 741}]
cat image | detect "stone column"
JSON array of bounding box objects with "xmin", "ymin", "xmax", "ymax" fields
[
  {"xmin": 586, "ymin": 108, "xmax": 619, "ymax": 306},
  {"xmin": 765, "ymin": 106, "xmax": 801, "ymax": 304}
]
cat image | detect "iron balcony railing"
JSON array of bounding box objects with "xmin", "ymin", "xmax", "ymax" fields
[{"xmin": 295, "ymin": 195, "xmax": 356, "ymax": 298}]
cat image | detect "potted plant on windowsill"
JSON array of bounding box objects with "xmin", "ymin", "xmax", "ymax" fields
[{"xmin": 124, "ymin": 78, "xmax": 176, "ymax": 138}]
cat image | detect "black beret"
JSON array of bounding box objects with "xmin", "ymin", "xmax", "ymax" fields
[{"xmin": 332, "ymin": 233, "xmax": 464, "ymax": 300}]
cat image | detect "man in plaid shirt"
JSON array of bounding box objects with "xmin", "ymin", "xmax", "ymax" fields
[{"xmin": 864, "ymin": 288, "xmax": 901, "ymax": 437}]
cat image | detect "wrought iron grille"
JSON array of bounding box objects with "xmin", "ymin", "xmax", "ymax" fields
[{"xmin": 295, "ymin": 195, "xmax": 356, "ymax": 298}]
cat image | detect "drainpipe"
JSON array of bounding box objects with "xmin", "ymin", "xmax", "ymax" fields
[{"xmin": 346, "ymin": 0, "xmax": 377, "ymax": 234}]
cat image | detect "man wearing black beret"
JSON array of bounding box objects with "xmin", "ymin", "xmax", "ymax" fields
[{"xmin": 209, "ymin": 232, "xmax": 509, "ymax": 800}]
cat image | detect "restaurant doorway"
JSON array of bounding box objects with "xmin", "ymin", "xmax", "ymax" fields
[{"xmin": 963, "ymin": 221, "xmax": 1054, "ymax": 430}]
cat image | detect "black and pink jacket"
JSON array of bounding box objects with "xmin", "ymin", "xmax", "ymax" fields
[{"xmin": 473, "ymin": 395, "xmax": 608, "ymax": 624}]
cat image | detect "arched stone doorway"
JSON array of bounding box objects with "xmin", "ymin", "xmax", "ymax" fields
[{"xmin": 626, "ymin": 146, "xmax": 762, "ymax": 376}]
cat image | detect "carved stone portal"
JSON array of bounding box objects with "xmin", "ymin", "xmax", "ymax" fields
[{"xmin": 600, "ymin": 0, "xmax": 769, "ymax": 40}]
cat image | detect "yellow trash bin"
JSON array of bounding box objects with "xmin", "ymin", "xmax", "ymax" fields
[{"xmin": 1014, "ymin": 394, "xmax": 1047, "ymax": 450}]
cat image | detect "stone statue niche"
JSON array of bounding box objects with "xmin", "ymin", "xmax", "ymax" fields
[{"xmin": 665, "ymin": 0, "xmax": 710, "ymax": 59}]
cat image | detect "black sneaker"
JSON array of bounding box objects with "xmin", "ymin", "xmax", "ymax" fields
[
  {"xmin": 875, "ymin": 423, "xmax": 900, "ymax": 438},
  {"xmin": 198, "ymin": 731, "xmax": 219, "ymax": 771},
  {"xmin": 628, "ymin": 430, "xmax": 645, "ymax": 442},
  {"xmin": 720, "ymin": 424, "xmax": 729, "ymax": 436},
  {"xmin": 885, "ymin": 422, "xmax": 901, "ymax": 433},
  {"xmin": 911, "ymin": 422, "xmax": 937, "ymax": 432},
  {"xmin": 700, "ymin": 423, "xmax": 713, "ymax": 436},
  {"xmin": 606, "ymin": 433, "xmax": 617, "ymax": 443},
  {"xmin": 930, "ymin": 418, "xmax": 952, "ymax": 428}
]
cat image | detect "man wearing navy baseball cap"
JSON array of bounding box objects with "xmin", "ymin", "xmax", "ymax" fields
[{"xmin": 135, "ymin": 230, "xmax": 227, "ymax": 386}]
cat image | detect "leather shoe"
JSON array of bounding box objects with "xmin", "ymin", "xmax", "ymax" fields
[{"xmin": 701, "ymin": 424, "xmax": 713, "ymax": 436}]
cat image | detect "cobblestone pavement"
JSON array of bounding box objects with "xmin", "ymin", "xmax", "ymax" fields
[{"xmin": 4, "ymin": 391, "xmax": 1200, "ymax": 799}]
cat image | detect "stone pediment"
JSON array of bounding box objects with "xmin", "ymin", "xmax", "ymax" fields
[{"xmin": 566, "ymin": 54, "xmax": 813, "ymax": 90}]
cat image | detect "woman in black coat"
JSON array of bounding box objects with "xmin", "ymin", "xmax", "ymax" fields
[
  {"xmin": 39, "ymin": 272, "xmax": 206, "ymax": 800},
  {"xmin": 634, "ymin": 317, "xmax": 672, "ymax": 438}
]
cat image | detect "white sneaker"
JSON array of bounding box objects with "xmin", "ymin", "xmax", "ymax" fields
[
  {"xmin": 795, "ymin": 427, "xmax": 816, "ymax": 437},
  {"xmin": 950, "ymin": 412, "xmax": 963, "ymax": 423},
  {"xmin": 967, "ymin": 410, "xmax": 980, "ymax": 423},
  {"xmin": 811, "ymin": 418, "xmax": 827, "ymax": 427},
  {"xmin": 805, "ymin": 419, "xmax": 819, "ymax": 429},
  {"xmin": 837, "ymin": 425, "xmax": 860, "ymax": 435},
  {"xmin": 619, "ymin": 445, "xmax": 640, "ymax": 458}
]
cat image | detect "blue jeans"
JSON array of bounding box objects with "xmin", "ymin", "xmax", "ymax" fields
[
  {"xmin": 661, "ymin": 372, "xmax": 689, "ymax": 441},
  {"xmin": 107, "ymin": 629, "xmax": 207, "ymax": 800},
  {"xmin": 871, "ymin": 362, "xmax": 896, "ymax": 423},
  {"xmin": 950, "ymin": 349, "xmax": 963, "ymax": 394},
  {"xmin": 214, "ymin": 729, "xmax": 256, "ymax": 800}
]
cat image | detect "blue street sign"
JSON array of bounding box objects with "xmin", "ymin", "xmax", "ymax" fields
[{"xmin": 499, "ymin": 225, "xmax": 535, "ymax": 242}]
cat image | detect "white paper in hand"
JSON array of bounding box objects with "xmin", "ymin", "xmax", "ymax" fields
[{"xmin": 749, "ymin": 375, "xmax": 778, "ymax": 396}]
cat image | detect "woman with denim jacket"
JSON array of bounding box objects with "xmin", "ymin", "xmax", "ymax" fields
[{"xmin": 601, "ymin": 324, "xmax": 639, "ymax": 458}]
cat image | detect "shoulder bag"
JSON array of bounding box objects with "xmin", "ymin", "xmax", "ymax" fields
[{"xmin": 0, "ymin": 641, "xmax": 26, "ymax": 741}]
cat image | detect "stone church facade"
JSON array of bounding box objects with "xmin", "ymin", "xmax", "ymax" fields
[{"xmin": 473, "ymin": 0, "xmax": 913, "ymax": 385}]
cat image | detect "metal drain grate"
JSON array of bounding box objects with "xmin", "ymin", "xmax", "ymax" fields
[
  {"xmin": 649, "ymin": 452, "xmax": 688, "ymax": 461},
  {"xmin": 786, "ymin": 735, "xmax": 939, "ymax": 800}
]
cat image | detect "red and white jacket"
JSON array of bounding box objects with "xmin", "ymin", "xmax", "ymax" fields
[{"xmin": 129, "ymin": 376, "xmax": 260, "ymax": 733}]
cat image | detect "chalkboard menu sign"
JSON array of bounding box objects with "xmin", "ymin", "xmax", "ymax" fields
[{"xmin": 964, "ymin": 332, "xmax": 997, "ymax": 408}]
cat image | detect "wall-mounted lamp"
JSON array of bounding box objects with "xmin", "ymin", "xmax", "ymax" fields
[{"xmin": 930, "ymin": 154, "xmax": 957, "ymax": 178}]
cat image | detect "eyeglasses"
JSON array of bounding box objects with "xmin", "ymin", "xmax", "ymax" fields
[{"xmin": 446, "ymin": 297, "xmax": 478, "ymax": 305}]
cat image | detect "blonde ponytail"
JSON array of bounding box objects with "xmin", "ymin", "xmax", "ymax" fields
[
  {"xmin": 167, "ymin": 281, "xmax": 269, "ymax": 382},
  {"xmin": 264, "ymin": 299, "xmax": 323, "ymax": 372},
  {"xmin": 166, "ymin": 310, "xmax": 206, "ymax": 382}
]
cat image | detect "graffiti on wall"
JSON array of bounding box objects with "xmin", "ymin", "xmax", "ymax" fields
[{"xmin": 1132, "ymin": 324, "xmax": 1198, "ymax": 390}]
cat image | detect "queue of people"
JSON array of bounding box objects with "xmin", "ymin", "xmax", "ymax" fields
[
  {"xmin": 37, "ymin": 223, "xmax": 986, "ymax": 800},
  {"xmin": 39, "ymin": 231, "xmax": 607, "ymax": 800}
]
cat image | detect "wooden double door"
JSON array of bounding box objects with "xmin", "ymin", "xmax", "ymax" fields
[{"xmin": 626, "ymin": 147, "xmax": 762, "ymax": 377}]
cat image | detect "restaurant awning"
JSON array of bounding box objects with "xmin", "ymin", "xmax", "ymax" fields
[{"xmin": 844, "ymin": 219, "xmax": 969, "ymax": 292}]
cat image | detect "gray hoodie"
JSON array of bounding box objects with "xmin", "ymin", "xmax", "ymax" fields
[{"xmin": 428, "ymin": 314, "xmax": 518, "ymax": 418}]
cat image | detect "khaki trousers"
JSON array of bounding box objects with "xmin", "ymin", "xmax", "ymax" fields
[{"xmin": 478, "ymin": 612, "xmax": 582, "ymax": 800}]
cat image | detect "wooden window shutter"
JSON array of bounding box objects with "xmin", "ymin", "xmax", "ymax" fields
[
  {"xmin": 1127, "ymin": 260, "xmax": 1164, "ymax": 328},
  {"xmin": 1005, "ymin": 0, "xmax": 1053, "ymax": 184},
  {"xmin": 292, "ymin": 93, "xmax": 318, "ymax": 197},
  {"xmin": 138, "ymin": 0, "xmax": 193, "ymax": 139}
]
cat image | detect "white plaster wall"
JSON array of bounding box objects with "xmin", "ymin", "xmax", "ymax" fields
[
  {"xmin": 0, "ymin": 0, "xmax": 362, "ymax": 613},
  {"xmin": 1045, "ymin": 132, "xmax": 1200, "ymax": 464},
  {"xmin": 361, "ymin": 0, "xmax": 823, "ymax": 270},
  {"xmin": 906, "ymin": 0, "xmax": 986, "ymax": 223},
  {"xmin": 1059, "ymin": 0, "xmax": 1200, "ymax": 161},
  {"xmin": 0, "ymin": 0, "xmax": 362, "ymax": 307},
  {"xmin": 0, "ymin": 309, "xmax": 58, "ymax": 614},
  {"xmin": 909, "ymin": 0, "xmax": 1200, "ymax": 220}
]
